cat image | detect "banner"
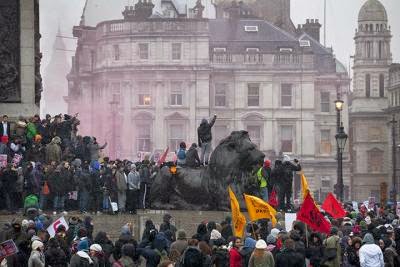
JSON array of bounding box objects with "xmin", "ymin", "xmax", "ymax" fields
[
  {"xmin": 157, "ymin": 147, "xmax": 169, "ymax": 166},
  {"xmin": 269, "ymin": 188, "xmax": 278, "ymax": 208},
  {"xmin": 297, "ymin": 192, "xmax": 331, "ymax": 234},
  {"xmin": 321, "ymin": 192, "xmax": 346, "ymax": 219},
  {"xmin": 47, "ymin": 216, "xmax": 69, "ymax": 237},
  {"xmin": 396, "ymin": 202, "xmax": 400, "ymax": 217},
  {"xmin": 352, "ymin": 201, "xmax": 359, "ymax": 213},
  {"xmin": 285, "ymin": 213, "xmax": 297, "ymax": 232},
  {"xmin": 244, "ymin": 194, "xmax": 277, "ymax": 226},
  {"xmin": 228, "ymin": 187, "xmax": 246, "ymax": 237},
  {"xmin": 0, "ymin": 240, "xmax": 18, "ymax": 259},
  {"xmin": 301, "ymin": 174, "xmax": 310, "ymax": 200}
]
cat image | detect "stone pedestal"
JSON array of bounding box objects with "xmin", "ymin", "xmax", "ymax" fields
[{"xmin": 0, "ymin": 0, "xmax": 40, "ymax": 118}]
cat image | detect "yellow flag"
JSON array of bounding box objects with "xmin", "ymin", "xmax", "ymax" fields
[
  {"xmin": 301, "ymin": 174, "xmax": 310, "ymax": 200},
  {"xmin": 244, "ymin": 194, "xmax": 277, "ymax": 226},
  {"xmin": 228, "ymin": 187, "xmax": 246, "ymax": 237}
]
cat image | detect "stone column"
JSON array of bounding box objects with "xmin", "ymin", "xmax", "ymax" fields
[
  {"xmin": 154, "ymin": 81, "xmax": 165, "ymax": 150},
  {"xmin": 1, "ymin": 0, "xmax": 39, "ymax": 117}
]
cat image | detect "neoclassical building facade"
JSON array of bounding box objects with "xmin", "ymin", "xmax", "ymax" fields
[{"xmin": 67, "ymin": 0, "xmax": 350, "ymax": 201}]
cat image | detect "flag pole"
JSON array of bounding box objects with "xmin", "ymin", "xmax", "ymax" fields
[
  {"xmin": 250, "ymin": 221, "xmax": 257, "ymax": 240},
  {"xmin": 305, "ymin": 225, "xmax": 309, "ymax": 248}
]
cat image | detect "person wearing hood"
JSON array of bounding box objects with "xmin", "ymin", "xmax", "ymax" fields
[
  {"xmin": 275, "ymin": 238, "xmax": 305, "ymax": 267},
  {"xmin": 382, "ymin": 237, "xmax": 399, "ymax": 267},
  {"xmin": 113, "ymin": 223, "xmax": 139, "ymax": 264},
  {"xmin": 248, "ymin": 239, "xmax": 274, "ymax": 267},
  {"xmin": 126, "ymin": 164, "xmax": 140, "ymax": 214},
  {"xmin": 322, "ymin": 227, "xmax": 341, "ymax": 267},
  {"xmin": 28, "ymin": 240, "xmax": 45, "ymax": 267},
  {"xmin": 171, "ymin": 229, "xmax": 188, "ymax": 255},
  {"xmin": 70, "ymin": 239, "xmax": 95, "ymax": 267},
  {"xmin": 90, "ymin": 244, "xmax": 105, "ymax": 267},
  {"xmin": 359, "ymin": 233, "xmax": 384, "ymax": 267},
  {"xmin": 197, "ymin": 114, "xmax": 217, "ymax": 166},
  {"xmin": 241, "ymin": 236, "xmax": 256, "ymax": 267},
  {"xmin": 94, "ymin": 231, "xmax": 114, "ymax": 267},
  {"xmin": 266, "ymin": 234, "xmax": 279, "ymax": 258},
  {"xmin": 45, "ymin": 136, "xmax": 62, "ymax": 163},
  {"xmin": 185, "ymin": 143, "xmax": 201, "ymax": 168}
]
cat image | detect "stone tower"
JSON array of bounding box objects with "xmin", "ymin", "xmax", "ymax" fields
[
  {"xmin": 350, "ymin": 0, "xmax": 392, "ymax": 201},
  {"xmin": 42, "ymin": 26, "xmax": 70, "ymax": 115}
]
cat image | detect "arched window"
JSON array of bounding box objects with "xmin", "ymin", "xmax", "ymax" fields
[
  {"xmin": 365, "ymin": 24, "xmax": 369, "ymax": 31},
  {"xmin": 369, "ymin": 24, "xmax": 373, "ymax": 32},
  {"xmin": 376, "ymin": 24, "xmax": 379, "ymax": 31},
  {"xmin": 380, "ymin": 24, "xmax": 383, "ymax": 31},
  {"xmin": 379, "ymin": 74, "xmax": 385, "ymax": 97},
  {"xmin": 378, "ymin": 41, "xmax": 382, "ymax": 59},
  {"xmin": 366, "ymin": 74, "xmax": 371, "ymax": 97},
  {"xmin": 359, "ymin": 24, "xmax": 363, "ymax": 31}
]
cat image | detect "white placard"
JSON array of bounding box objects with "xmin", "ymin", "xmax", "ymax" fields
[
  {"xmin": 47, "ymin": 216, "xmax": 69, "ymax": 237},
  {"xmin": 285, "ymin": 213, "xmax": 297, "ymax": 232}
]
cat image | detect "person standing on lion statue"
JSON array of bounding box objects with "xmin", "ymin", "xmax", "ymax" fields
[
  {"xmin": 197, "ymin": 114, "xmax": 217, "ymax": 166},
  {"xmin": 271, "ymin": 155, "xmax": 301, "ymax": 212}
]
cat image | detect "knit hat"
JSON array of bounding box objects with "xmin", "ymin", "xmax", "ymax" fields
[
  {"xmin": 78, "ymin": 239, "xmax": 89, "ymax": 252},
  {"xmin": 264, "ymin": 160, "xmax": 271, "ymax": 168},
  {"xmin": 243, "ymin": 237, "xmax": 256, "ymax": 248},
  {"xmin": 90, "ymin": 244, "xmax": 102, "ymax": 252},
  {"xmin": 31, "ymin": 240, "xmax": 44, "ymax": 251},
  {"xmin": 210, "ymin": 229, "xmax": 222, "ymax": 240},
  {"xmin": 21, "ymin": 219, "xmax": 29, "ymax": 228},
  {"xmin": 255, "ymin": 239, "xmax": 267, "ymax": 249},
  {"xmin": 177, "ymin": 229, "xmax": 187, "ymax": 240},
  {"xmin": 266, "ymin": 234, "xmax": 277, "ymax": 245},
  {"xmin": 270, "ymin": 228, "xmax": 280, "ymax": 238}
]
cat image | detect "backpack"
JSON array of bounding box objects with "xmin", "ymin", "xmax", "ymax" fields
[
  {"xmin": 24, "ymin": 194, "xmax": 39, "ymax": 209},
  {"xmin": 177, "ymin": 148, "xmax": 186, "ymax": 160}
]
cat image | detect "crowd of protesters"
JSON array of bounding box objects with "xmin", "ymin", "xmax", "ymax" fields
[
  {"xmin": 0, "ymin": 113, "xmax": 157, "ymax": 215},
  {"xmin": 2, "ymin": 204, "xmax": 400, "ymax": 266}
]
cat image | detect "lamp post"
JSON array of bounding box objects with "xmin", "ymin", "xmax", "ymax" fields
[
  {"xmin": 334, "ymin": 99, "xmax": 347, "ymax": 202},
  {"xmin": 389, "ymin": 115, "xmax": 397, "ymax": 206}
]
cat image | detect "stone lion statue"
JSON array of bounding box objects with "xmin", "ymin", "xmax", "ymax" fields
[{"xmin": 150, "ymin": 130, "xmax": 265, "ymax": 210}]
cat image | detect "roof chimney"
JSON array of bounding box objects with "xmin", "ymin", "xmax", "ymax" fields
[{"xmin": 301, "ymin": 18, "xmax": 321, "ymax": 42}]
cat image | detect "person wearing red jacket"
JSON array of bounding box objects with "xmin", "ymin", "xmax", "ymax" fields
[{"xmin": 229, "ymin": 237, "xmax": 243, "ymax": 267}]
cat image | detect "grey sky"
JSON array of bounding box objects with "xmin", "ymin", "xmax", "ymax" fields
[{"xmin": 40, "ymin": 0, "xmax": 400, "ymax": 72}]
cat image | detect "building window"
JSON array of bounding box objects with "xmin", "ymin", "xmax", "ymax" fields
[
  {"xmin": 379, "ymin": 41, "xmax": 383, "ymax": 59},
  {"xmin": 138, "ymin": 93, "xmax": 151, "ymax": 106},
  {"xmin": 321, "ymin": 179, "xmax": 331, "ymax": 188},
  {"xmin": 366, "ymin": 74, "xmax": 371, "ymax": 97},
  {"xmin": 172, "ymin": 43, "xmax": 181, "ymax": 60},
  {"xmin": 321, "ymin": 92, "xmax": 330, "ymax": 112},
  {"xmin": 247, "ymin": 125, "xmax": 261, "ymax": 148},
  {"xmin": 137, "ymin": 124, "xmax": 151, "ymax": 152},
  {"xmin": 170, "ymin": 82, "xmax": 183, "ymax": 106},
  {"xmin": 247, "ymin": 83, "xmax": 260, "ymax": 107},
  {"xmin": 214, "ymin": 125, "xmax": 228, "ymax": 147},
  {"xmin": 281, "ymin": 84, "xmax": 292, "ymax": 107},
  {"xmin": 281, "ymin": 125, "xmax": 293, "ymax": 153},
  {"xmin": 320, "ymin": 130, "xmax": 331, "ymax": 154},
  {"xmin": 113, "ymin": 45, "xmax": 120, "ymax": 61},
  {"xmin": 368, "ymin": 148, "xmax": 384, "ymax": 172},
  {"xmin": 215, "ymin": 83, "xmax": 227, "ymax": 107},
  {"xmin": 139, "ymin": 43, "xmax": 149, "ymax": 60},
  {"xmin": 379, "ymin": 74, "xmax": 385, "ymax": 97},
  {"xmin": 368, "ymin": 127, "xmax": 382, "ymax": 141},
  {"xmin": 169, "ymin": 124, "xmax": 184, "ymax": 151}
]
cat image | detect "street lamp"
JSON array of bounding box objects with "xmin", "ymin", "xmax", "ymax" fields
[
  {"xmin": 335, "ymin": 124, "xmax": 348, "ymax": 202},
  {"xmin": 334, "ymin": 98, "xmax": 347, "ymax": 202}
]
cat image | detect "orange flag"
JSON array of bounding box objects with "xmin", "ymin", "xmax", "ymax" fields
[
  {"xmin": 297, "ymin": 192, "xmax": 331, "ymax": 234},
  {"xmin": 228, "ymin": 187, "xmax": 246, "ymax": 237},
  {"xmin": 321, "ymin": 192, "xmax": 347, "ymax": 219},
  {"xmin": 244, "ymin": 194, "xmax": 277, "ymax": 226}
]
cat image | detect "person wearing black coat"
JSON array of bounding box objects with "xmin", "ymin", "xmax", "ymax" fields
[
  {"xmin": 197, "ymin": 115, "xmax": 216, "ymax": 166},
  {"xmin": 185, "ymin": 143, "xmax": 201, "ymax": 168},
  {"xmin": 0, "ymin": 115, "xmax": 11, "ymax": 137},
  {"xmin": 44, "ymin": 238, "xmax": 68, "ymax": 267},
  {"xmin": 94, "ymin": 231, "xmax": 114, "ymax": 267},
  {"xmin": 275, "ymin": 239, "xmax": 305, "ymax": 267},
  {"xmin": 306, "ymin": 233, "xmax": 324, "ymax": 267}
]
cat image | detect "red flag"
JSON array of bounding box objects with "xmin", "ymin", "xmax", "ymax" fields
[
  {"xmin": 321, "ymin": 192, "xmax": 347, "ymax": 219},
  {"xmin": 269, "ymin": 188, "xmax": 278, "ymax": 208},
  {"xmin": 297, "ymin": 192, "xmax": 331, "ymax": 234},
  {"xmin": 157, "ymin": 147, "xmax": 169, "ymax": 166}
]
